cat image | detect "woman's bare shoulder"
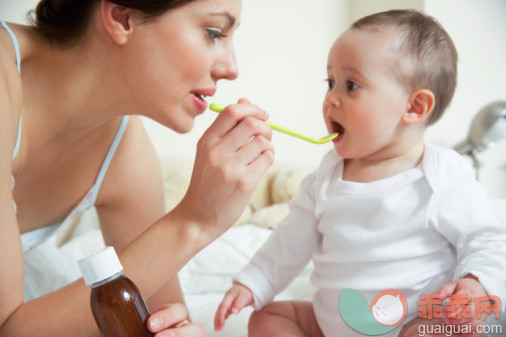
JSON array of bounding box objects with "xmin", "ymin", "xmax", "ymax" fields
[
  {"xmin": 0, "ymin": 26, "xmax": 23, "ymax": 162},
  {"xmin": 96, "ymin": 116, "xmax": 165, "ymax": 207},
  {"xmin": 0, "ymin": 25, "xmax": 23, "ymax": 122}
]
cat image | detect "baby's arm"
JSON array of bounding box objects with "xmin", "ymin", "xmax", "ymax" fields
[
  {"xmin": 234, "ymin": 170, "xmax": 322, "ymax": 309},
  {"xmin": 438, "ymin": 274, "xmax": 490, "ymax": 337},
  {"xmin": 400, "ymin": 276, "xmax": 489, "ymax": 337},
  {"xmin": 429, "ymin": 168, "xmax": 506, "ymax": 335},
  {"xmin": 213, "ymin": 167, "xmax": 324, "ymax": 330},
  {"xmin": 214, "ymin": 282, "xmax": 253, "ymax": 331}
]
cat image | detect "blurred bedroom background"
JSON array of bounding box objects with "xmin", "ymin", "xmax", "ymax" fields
[{"xmin": 2, "ymin": 0, "xmax": 505, "ymax": 198}]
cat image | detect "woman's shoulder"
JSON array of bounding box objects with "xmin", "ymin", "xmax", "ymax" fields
[
  {"xmin": 0, "ymin": 22, "xmax": 22, "ymax": 81},
  {"xmin": 106, "ymin": 116, "xmax": 162, "ymax": 185},
  {"xmin": 0, "ymin": 25, "xmax": 23, "ymax": 159},
  {"xmin": 94, "ymin": 116, "xmax": 164, "ymax": 207},
  {"xmin": 0, "ymin": 23, "xmax": 23, "ymax": 109}
]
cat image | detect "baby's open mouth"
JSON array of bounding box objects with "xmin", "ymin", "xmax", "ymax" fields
[{"xmin": 331, "ymin": 121, "xmax": 345, "ymax": 136}]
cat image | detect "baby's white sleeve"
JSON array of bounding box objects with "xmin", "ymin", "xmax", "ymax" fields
[
  {"xmin": 430, "ymin": 172, "xmax": 506, "ymax": 310},
  {"xmin": 234, "ymin": 170, "xmax": 321, "ymax": 310}
]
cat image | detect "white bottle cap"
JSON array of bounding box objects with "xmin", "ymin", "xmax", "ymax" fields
[{"xmin": 78, "ymin": 246, "xmax": 123, "ymax": 285}]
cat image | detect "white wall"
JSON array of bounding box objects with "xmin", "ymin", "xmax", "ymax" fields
[
  {"xmin": 0, "ymin": 0, "xmax": 37, "ymax": 23},
  {"xmin": 349, "ymin": 0, "xmax": 424, "ymax": 22},
  {"xmin": 423, "ymin": 0, "xmax": 506, "ymax": 198},
  {"xmin": 2, "ymin": 0, "xmax": 505, "ymax": 197}
]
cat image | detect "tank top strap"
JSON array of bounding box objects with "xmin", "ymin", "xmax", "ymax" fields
[
  {"xmin": 88, "ymin": 116, "xmax": 130, "ymax": 205},
  {"xmin": 12, "ymin": 119, "xmax": 22, "ymax": 160},
  {"xmin": 0, "ymin": 20, "xmax": 23, "ymax": 159},
  {"xmin": 0, "ymin": 20, "xmax": 21, "ymax": 73},
  {"xmin": 20, "ymin": 117, "xmax": 130, "ymax": 252}
]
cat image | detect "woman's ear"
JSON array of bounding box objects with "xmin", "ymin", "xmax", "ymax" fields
[
  {"xmin": 402, "ymin": 89, "xmax": 435, "ymax": 125},
  {"xmin": 101, "ymin": 0, "xmax": 134, "ymax": 45}
]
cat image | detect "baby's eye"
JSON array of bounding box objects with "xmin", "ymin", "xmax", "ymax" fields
[
  {"xmin": 346, "ymin": 80, "xmax": 359, "ymax": 92},
  {"xmin": 325, "ymin": 78, "xmax": 335, "ymax": 91},
  {"xmin": 207, "ymin": 28, "xmax": 226, "ymax": 43}
]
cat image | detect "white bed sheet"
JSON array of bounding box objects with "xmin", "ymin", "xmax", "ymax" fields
[
  {"xmin": 179, "ymin": 224, "xmax": 316, "ymax": 336},
  {"xmin": 180, "ymin": 200, "xmax": 506, "ymax": 336},
  {"xmin": 28, "ymin": 209, "xmax": 315, "ymax": 337},
  {"xmin": 23, "ymin": 199, "xmax": 506, "ymax": 336}
]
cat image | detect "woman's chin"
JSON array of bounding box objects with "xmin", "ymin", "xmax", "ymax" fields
[
  {"xmin": 151, "ymin": 108, "xmax": 196, "ymax": 133},
  {"xmin": 153, "ymin": 112, "xmax": 194, "ymax": 133},
  {"xmin": 171, "ymin": 119, "xmax": 195, "ymax": 134}
]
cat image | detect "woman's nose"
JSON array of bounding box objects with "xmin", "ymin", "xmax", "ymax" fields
[{"xmin": 212, "ymin": 48, "xmax": 239, "ymax": 81}]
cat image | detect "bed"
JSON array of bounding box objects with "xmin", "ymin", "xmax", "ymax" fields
[{"xmin": 23, "ymin": 156, "xmax": 506, "ymax": 336}]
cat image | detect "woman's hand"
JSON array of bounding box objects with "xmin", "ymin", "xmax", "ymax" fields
[
  {"xmin": 148, "ymin": 304, "xmax": 205, "ymax": 337},
  {"xmin": 174, "ymin": 98, "xmax": 275, "ymax": 241}
]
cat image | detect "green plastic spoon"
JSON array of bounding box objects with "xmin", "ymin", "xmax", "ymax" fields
[{"xmin": 209, "ymin": 103, "xmax": 338, "ymax": 144}]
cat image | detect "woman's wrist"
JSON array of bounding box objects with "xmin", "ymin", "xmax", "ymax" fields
[{"xmin": 167, "ymin": 203, "xmax": 217, "ymax": 252}]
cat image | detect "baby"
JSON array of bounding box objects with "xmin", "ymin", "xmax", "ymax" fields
[{"xmin": 214, "ymin": 9, "xmax": 506, "ymax": 337}]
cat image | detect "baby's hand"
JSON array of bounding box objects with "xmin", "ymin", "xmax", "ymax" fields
[
  {"xmin": 214, "ymin": 282, "xmax": 254, "ymax": 331},
  {"xmin": 438, "ymin": 275, "xmax": 489, "ymax": 337}
]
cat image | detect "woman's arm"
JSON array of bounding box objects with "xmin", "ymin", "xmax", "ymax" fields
[
  {"xmin": 0, "ymin": 100, "xmax": 274, "ymax": 336},
  {"xmin": 117, "ymin": 99, "xmax": 275, "ymax": 299},
  {"xmin": 95, "ymin": 116, "xmax": 185, "ymax": 310},
  {"xmin": 0, "ymin": 41, "xmax": 26, "ymax": 331}
]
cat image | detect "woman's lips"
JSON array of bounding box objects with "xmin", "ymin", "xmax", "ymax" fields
[
  {"xmin": 190, "ymin": 88, "xmax": 216, "ymax": 115},
  {"xmin": 191, "ymin": 93, "xmax": 208, "ymax": 114}
]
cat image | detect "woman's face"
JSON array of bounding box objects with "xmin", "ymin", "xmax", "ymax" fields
[{"xmin": 122, "ymin": 0, "xmax": 242, "ymax": 133}]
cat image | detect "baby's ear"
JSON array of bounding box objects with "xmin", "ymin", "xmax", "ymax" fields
[{"xmin": 402, "ymin": 89, "xmax": 435, "ymax": 125}]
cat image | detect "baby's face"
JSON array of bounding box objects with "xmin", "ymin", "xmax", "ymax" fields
[{"xmin": 323, "ymin": 28, "xmax": 411, "ymax": 160}]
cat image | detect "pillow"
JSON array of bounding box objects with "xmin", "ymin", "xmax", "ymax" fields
[{"xmin": 270, "ymin": 165, "xmax": 314, "ymax": 204}]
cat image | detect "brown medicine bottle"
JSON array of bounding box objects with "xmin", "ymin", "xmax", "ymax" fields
[{"xmin": 78, "ymin": 247, "xmax": 154, "ymax": 337}]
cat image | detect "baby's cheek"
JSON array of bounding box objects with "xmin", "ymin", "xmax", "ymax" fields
[{"xmin": 354, "ymin": 112, "xmax": 377, "ymax": 131}]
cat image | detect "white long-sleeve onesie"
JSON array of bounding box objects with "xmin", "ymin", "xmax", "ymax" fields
[{"xmin": 235, "ymin": 143, "xmax": 506, "ymax": 337}]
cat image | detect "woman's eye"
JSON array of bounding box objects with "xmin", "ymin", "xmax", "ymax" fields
[
  {"xmin": 325, "ymin": 79, "xmax": 335, "ymax": 91},
  {"xmin": 207, "ymin": 28, "xmax": 226, "ymax": 43},
  {"xmin": 346, "ymin": 80, "xmax": 359, "ymax": 92}
]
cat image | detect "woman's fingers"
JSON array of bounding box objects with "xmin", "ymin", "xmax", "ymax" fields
[
  {"xmin": 173, "ymin": 320, "xmax": 190, "ymax": 328},
  {"xmin": 148, "ymin": 304, "xmax": 205, "ymax": 337},
  {"xmin": 204, "ymin": 99, "xmax": 269, "ymax": 140},
  {"xmin": 154, "ymin": 322, "xmax": 206, "ymax": 337},
  {"xmin": 234, "ymin": 134, "xmax": 275, "ymax": 166},
  {"xmin": 177, "ymin": 98, "xmax": 275, "ymax": 237},
  {"xmin": 246, "ymin": 149, "xmax": 275, "ymax": 181},
  {"xmin": 148, "ymin": 303, "xmax": 188, "ymax": 333},
  {"xmin": 221, "ymin": 115, "xmax": 273, "ymax": 153}
]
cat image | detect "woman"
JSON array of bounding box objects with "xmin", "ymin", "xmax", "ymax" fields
[{"xmin": 0, "ymin": 0, "xmax": 274, "ymax": 335}]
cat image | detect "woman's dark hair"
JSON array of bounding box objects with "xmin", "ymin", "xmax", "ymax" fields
[
  {"xmin": 29, "ymin": 0, "xmax": 195, "ymax": 48},
  {"xmin": 351, "ymin": 10, "xmax": 458, "ymax": 125}
]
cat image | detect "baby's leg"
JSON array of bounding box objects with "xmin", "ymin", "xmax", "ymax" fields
[{"xmin": 248, "ymin": 300, "xmax": 324, "ymax": 337}]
